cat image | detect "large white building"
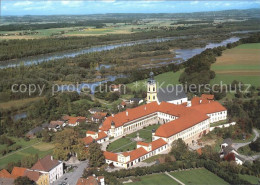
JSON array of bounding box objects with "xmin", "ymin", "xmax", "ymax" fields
[{"xmin": 85, "ymin": 74, "xmax": 227, "ymax": 169}]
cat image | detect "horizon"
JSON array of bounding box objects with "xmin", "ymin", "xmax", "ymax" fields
[{"xmin": 1, "ymin": 0, "xmax": 260, "ymax": 16}]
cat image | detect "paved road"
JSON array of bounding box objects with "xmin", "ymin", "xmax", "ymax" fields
[
  {"xmin": 54, "ymin": 160, "xmax": 88, "ymax": 185},
  {"xmin": 233, "ymin": 129, "xmax": 259, "ymax": 150}
]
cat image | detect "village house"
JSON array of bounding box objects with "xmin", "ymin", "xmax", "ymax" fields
[
  {"xmin": 91, "ymin": 112, "xmax": 108, "ymax": 123},
  {"xmin": 67, "ymin": 116, "xmax": 87, "ymax": 127},
  {"xmin": 48, "ymin": 120, "xmax": 65, "ymax": 132},
  {"xmin": 76, "ymin": 175, "xmax": 105, "ymax": 185},
  {"xmin": 30, "ymin": 155, "xmax": 63, "ymax": 184},
  {"xmin": 220, "ymin": 138, "xmax": 245, "ymax": 165},
  {"xmin": 89, "ymin": 108, "xmax": 102, "ymax": 115},
  {"xmin": 0, "ymin": 167, "xmax": 49, "ymax": 185}
]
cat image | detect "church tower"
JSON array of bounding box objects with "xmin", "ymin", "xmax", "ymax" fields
[{"xmin": 147, "ymin": 72, "xmax": 157, "ymax": 103}]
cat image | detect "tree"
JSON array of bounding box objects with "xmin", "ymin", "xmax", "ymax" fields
[
  {"xmin": 87, "ymin": 143, "xmax": 105, "ymax": 167},
  {"xmin": 14, "ymin": 176, "xmax": 34, "ymax": 185},
  {"xmin": 53, "ymin": 129, "xmax": 86, "ymax": 161},
  {"xmin": 42, "ymin": 130, "xmax": 52, "ymax": 142}
]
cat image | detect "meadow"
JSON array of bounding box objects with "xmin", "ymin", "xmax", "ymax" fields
[
  {"xmin": 126, "ymin": 173, "xmax": 179, "ymax": 185},
  {"xmin": 211, "ymin": 43, "xmax": 260, "ymax": 87},
  {"xmin": 125, "ymin": 168, "xmax": 228, "ymax": 185},
  {"xmin": 0, "ymin": 137, "xmax": 54, "ymax": 169},
  {"xmin": 170, "ymin": 168, "xmax": 229, "ymax": 185}
]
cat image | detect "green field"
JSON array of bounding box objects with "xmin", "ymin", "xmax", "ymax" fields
[
  {"xmin": 170, "ymin": 168, "xmax": 229, "ymax": 185},
  {"xmin": 106, "ymin": 124, "xmax": 160, "ymax": 152},
  {"xmin": 126, "ymin": 173, "xmax": 179, "ymax": 185},
  {"xmin": 127, "ymin": 70, "xmax": 183, "ymax": 91},
  {"xmin": 0, "ymin": 139, "xmax": 54, "ymax": 169},
  {"xmin": 211, "ymin": 43, "xmax": 260, "ymax": 87},
  {"xmin": 239, "ymin": 174, "xmax": 260, "ymax": 185}
]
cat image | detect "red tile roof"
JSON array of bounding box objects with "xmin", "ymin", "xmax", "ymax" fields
[
  {"xmin": 11, "ymin": 167, "xmax": 27, "ymax": 178},
  {"xmin": 137, "ymin": 141, "xmax": 150, "ymax": 147},
  {"xmin": 68, "ymin": 116, "xmax": 86, "ymax": 125},
  {"xmin": 155, "ymin": 108, "xmax": 209, "ymax": 138},
  {"xmin": 100, "ymin": 102, "xmax": 160, "ymax": 131},
  {"xmin": 76, "ymin": 177, "xmax": 98, "ymax": 185},
  {"xmin": 86, "ymin": 131, "xmax": 96, "ymax": 135},
  {"xmin": 128, "ymin": 147, "xmax": 148, "ymax": 161},
  {"xmin": 96, "ymin": 131, "xmax": 108, "ymax": 141},
  {"xmin": 31, "ymin": 155, "xmax": 60, "ymax": 172},
  {"xmin": 103, "ymin": 151, "xmax": 118, "ymax": 161},
  {"xmin": 92, "ymin": 112, "xmax": 107, "ymax": 120},
  {"xmin": 151, "ymin": 138, "xmax": 167, "ymax": 150},
  {"xmin": 191, "ymin": 101, "xmax": 226, "ymax": 114},
  {"xmin": 201, "ymin": 94, "xmax": 214, "ymax": 100},
  {"xmin": 24, "ymin": 170, "xmax": 41, "ymax": 182},
  {"xmin": 0, "ymin": 169, "xmax": 13, "ymax": 179},
  {"xmin": 121, "ymin": 101, "xmax": 126, "ymax": 106},
  {"xmin": 82, "ymin": 136, "xmax": 94, "ymax": 145}
]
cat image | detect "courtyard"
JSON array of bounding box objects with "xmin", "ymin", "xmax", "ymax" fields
[{"xmin": 106, "ymin": 124, "xmax": 160, "ymax": 153}]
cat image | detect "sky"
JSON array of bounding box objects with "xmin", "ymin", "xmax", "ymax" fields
[{"xmin": 1, "ymin": 0, "xmax": 260, "ymax": 16}]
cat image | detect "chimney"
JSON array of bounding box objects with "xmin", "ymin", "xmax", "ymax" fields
[
  {"xmin": 51, "ymin": 156, "xmax": 53, "ymax": 160},
  {"xmin": 126, "ymin": 110, "xmax": 128, "ymax": 116},
  {"xmin": 144, "ymin": 106, "xmax": 146, "ymax": 110},
  {"xmin": 112, "ymin": 114, "xmax": 114, "ymax": 117}
]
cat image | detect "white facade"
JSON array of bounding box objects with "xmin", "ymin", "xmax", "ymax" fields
[
  {"xmin": 153, "ymin": 118, "xmax": 210, "ymax": 146},
  {"xmin": 207, "ymin": 110, "xmax": 227, "ymax": 123},
  {"xmin": 105, "ymin": 143, "xmax": 168, "ymax": 169},
  {"xmin": 158, "ymin": 97, "xmax": 188, "ymax": 105},
  {"xmin": 49, "ymin": 162, "xmax": 63, "ymax": 184}
]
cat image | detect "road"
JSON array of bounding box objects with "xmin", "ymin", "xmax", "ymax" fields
[
  {"xmin": 233, "ymin": 129, "xmax": 260, "ymax": 161},
  {"xmin": 54, "ymin": 160, "xmax": 88, "ymax": 185},
  {"xmin": 233, "ymin": 129, "xmax": 259, "ymax": 150}
]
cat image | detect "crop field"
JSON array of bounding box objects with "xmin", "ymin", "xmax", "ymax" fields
[
  {"xmin": 170, "ymin": 168, "xmax": 229, "ymax": 185},
  {"xmin": 106, "ymin": 124, "xmax": 160, "ymax": 152},
  {"xmin": 211, "ymin": 43, "xmax": 260, "ymax": 87}
]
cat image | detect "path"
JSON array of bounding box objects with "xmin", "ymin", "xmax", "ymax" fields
[
  {"xmin": 165, "ymin": 172, "xmax": 185, "ymax": 185},
  {"xmin": 233, "ymin": 129, "xmax": 259, "ymax": 150},
  {"xmin": 0, "ymin": 141, "xmax": 42, "ymax": 160},
  {"xmin": 54, "ymin": 160, "xmax": 88, "ymax": 185}
]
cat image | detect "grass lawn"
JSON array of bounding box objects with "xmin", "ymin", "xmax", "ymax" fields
[
  {"xmin": 211, "ymin": 43, "xmax": 260, "ymax": 87},
  {"xmin": 126, "ymin": 173, "xmax": 179, "ymax": 185},
  {"xmin": 170, "ymin": 168, "xmax": 229, "ymax": 185},
  {"xmin": 106, "ymin": 124, "xmax": 160, "ymax": 152},
  {"xmin": 126, "ymin": 70, "xmax": 183, "ymax": 92},
  {"xmin": 239, "ymin": 174, "xmax": 260, "ymax": 185},
  {"xmin": 0, "ymin": 138, "xmax": 54, "ymax": 169}
]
